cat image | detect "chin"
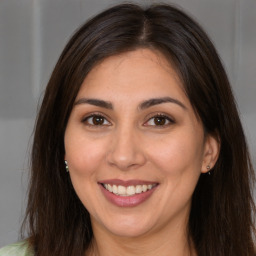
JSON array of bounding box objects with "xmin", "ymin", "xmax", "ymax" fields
[
  {"xmin": 107, "ymin": 224, "xmax": 152, "ymax": 238},
  {"xmin": 94, "ymin": 214, "xmax": 156, "ymax": 238}
]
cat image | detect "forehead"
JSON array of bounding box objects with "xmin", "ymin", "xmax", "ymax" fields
[
  {"xmin": 92, "ymin": 48, "xmax": 177, "ymax": 75},
  {"xmin": 77, "ymin": 49, "xmax": 186, "ymax": 101}
]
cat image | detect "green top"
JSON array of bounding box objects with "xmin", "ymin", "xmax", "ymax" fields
[{"xmin": 0, "ymin": 241, "xmax": 33, "ymax": 256}]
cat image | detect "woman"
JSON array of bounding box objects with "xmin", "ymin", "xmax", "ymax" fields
[{"xmin": 0, "ymin": 3, "xmax": 255, "ymax": 256}]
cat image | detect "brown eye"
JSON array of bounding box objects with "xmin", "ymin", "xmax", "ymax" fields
[
  {"xmin": 92, "ymin": 116, "xmax": 104, "ymax": 125},
  {"xmin": 153, "ymin": 116, "xmax": 167, "ymax": 126},
  {"xmin": 84, "ymin": 115, "xmax": 111, "ymax": 126},
  {"xmin": 145, "ymin": 114, "xmax": 174, "ymax": 127}
]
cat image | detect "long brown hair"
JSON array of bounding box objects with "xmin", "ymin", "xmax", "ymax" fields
[{"xmin": 21, "ymin": 3, "xmax": 256, "ymax": 256}]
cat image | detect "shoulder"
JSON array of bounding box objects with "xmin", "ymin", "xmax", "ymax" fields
[{"xmin": 0, "ymin": 241, "xmax": 34, "ymax": 256}]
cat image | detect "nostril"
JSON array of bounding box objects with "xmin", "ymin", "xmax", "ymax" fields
[{"xmin": 106, "ymin": 148, "xmax": 147, "ymax": 170}]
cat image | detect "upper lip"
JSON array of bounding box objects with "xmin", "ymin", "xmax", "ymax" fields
[{"xmin": 98, "ymin": 179, "xmax": 158, "ymax": 186}]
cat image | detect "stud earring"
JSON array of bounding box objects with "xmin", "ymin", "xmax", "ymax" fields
[
  {"xmin": 207, "ymin": 165, "xmax": 211, "ymax": 175},
  {"xmin": 64, "ymin": 160, "xmax": 69, "ymax": 172}
]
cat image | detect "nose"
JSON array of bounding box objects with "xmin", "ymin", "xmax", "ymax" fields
[{"xmin": 106, "ymin": 126, "xmax": 147, "ymax": 170}]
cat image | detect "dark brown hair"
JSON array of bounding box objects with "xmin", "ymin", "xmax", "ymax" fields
[{"xmin": 21, "ymin": 3, "xmax": 256, "ymax": 256}]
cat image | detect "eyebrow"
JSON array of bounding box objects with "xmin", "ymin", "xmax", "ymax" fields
[
  {"xmin": 74, "ymin": 97, "xmax": 186, "ymax": 110},
  {"xmin": 139, "ymin": 97, "xmax": 187, "ymax": 110},
  {"xmin": 74, "ymin": 98, "xmax": 113, "ymax": 109}
]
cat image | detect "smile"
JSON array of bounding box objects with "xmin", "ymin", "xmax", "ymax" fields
[
  {"xmin": 102, "ymin": 183, "xmax": 157, "ymax": 196},
  {"xmin": 98, "ymin": 179, "xmax": 159, "ymax": 207}
]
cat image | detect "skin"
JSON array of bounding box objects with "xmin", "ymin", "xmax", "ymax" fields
[{"xmin": 64, "ymin": 49, "xmax": 219, "ymax": 256}]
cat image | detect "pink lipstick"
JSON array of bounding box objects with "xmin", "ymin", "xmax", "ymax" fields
[{"xmin": 98, "ymin": 179, "xmax": 158, "ymax": 207}]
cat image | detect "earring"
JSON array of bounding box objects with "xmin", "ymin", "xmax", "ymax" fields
[
  {"xmin": 207, "ymin": 165, "xmax": 211, "ymax": 175},
  {"xmin": 64, "ymin": 160, "xmax": 69, "ymax": 172}
]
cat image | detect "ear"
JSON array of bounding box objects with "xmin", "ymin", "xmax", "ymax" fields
[{"xmin": 201, "ymin": 134, "xmax": 220, "ymax": 173}]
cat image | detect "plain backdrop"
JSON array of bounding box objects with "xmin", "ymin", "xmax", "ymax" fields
[{"xmin": 0, "ymin": 0, "xmax": 255, "ymax": 247}]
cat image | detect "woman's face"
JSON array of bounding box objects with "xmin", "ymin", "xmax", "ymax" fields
[{"xmin": 64, "ymin": 49, "xmax": 217, "ymax": 238}]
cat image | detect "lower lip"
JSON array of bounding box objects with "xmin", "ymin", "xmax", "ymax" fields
[{"xmin": 99, "ymin": 184, "xmax": 158, "ymax": 207}]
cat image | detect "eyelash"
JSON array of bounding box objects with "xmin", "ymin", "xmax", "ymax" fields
[
  {"xmin": 82, "ymin": 112, "xmax": 111, "ymax": 127},
  {"xmin": 81, "ymin": 113, "xmax": 175, "ymax": 128},
  {"xmin": 144, "ymin": 113, "xmax": 175, "ymax": 127}
]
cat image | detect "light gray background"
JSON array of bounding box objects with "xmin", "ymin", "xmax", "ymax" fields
[{"xmin": 0, "ymin": 0, "xmax": 255, "ymax": 247}]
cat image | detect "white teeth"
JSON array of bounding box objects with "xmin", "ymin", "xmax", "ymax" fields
[
  {"xmin": 103, "ymin": 183, "xmax": 156, "ymax": 196},
  {"xmin": 142, "ymin": 185, "xmax": 147, "ymax": 192},
  {"xmin": 107, "ymin": 184, "xmax": 112, "ymax": 192},
  {"xmin": 127, "ymin": 186, "xmax": 136, "ymax": 196},
  {"xmin": 118, "ymin": 185, "xmax": 126, "ymax": 195},
  {"xmin": 135, "ymin": 185, "xmax": 142, "ymax": 194},
  {"xmin": 112, "ymin": 185, "xmax": 118, "ymax": 194}
]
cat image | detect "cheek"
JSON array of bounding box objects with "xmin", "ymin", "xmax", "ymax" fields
[
  {"xmin": 147, "ymin": 130, "xmax": 204, "ymax": 175},
  {"xmin": 65, "ymin": 135, "xmax": 107, "ymax": 177},
  {"xmin": 65, "ymin": 136, "xmax": 108, "ymax": 211}
]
